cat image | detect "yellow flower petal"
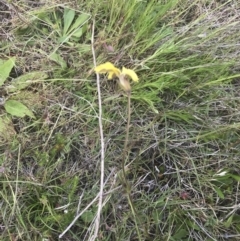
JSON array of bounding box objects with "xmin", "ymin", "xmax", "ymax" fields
[
  {"xmin": 107, "ymin": 71, "xmax": 117, "ymax": 80},
  {"xmin": 95, "ymin": 62, "xmax": 121, "ymax": 76},
  {"xmin": 122, "ymin": 67, "xmax": 139, "ymax": 82},
  {"xmin": 95, "ymin": 62, "xmax": 114, "ymax": 73}
]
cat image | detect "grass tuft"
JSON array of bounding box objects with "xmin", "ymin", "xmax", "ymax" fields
[{"xmin": 1, "ymin": 0, "xmax": 240, "ymax": 240}]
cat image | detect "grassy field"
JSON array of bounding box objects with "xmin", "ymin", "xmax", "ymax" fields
[{"xmin": 1, "ymin": 0, "xmax": 240, "ymax": 240}]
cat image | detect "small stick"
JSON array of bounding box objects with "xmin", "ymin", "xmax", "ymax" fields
[{"xmin": 90, "ymin": 19, "xmax": 105, "ymax": 240}]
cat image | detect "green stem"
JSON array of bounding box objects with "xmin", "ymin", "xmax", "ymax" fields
[{"xmin": 121, "ymin": 92, "xmax": 141, "ymax": 240}]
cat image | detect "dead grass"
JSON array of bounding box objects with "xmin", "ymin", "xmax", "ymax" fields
[{"xmin": 0, "ymin": 0, "xmax": 240, "ymax": 240}]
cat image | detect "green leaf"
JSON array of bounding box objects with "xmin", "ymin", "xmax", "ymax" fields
[
  {"xmin": 185, "ymin": 219, "xmax": 201, "ymax": 231},
  {"xmin": 72, "ymin": 27, "xmax": 84, "ymax": 38},
  {"xmin": 4, "ymin": 100, "xmax": 35, "ymax": 119},
  {"xmin": 230, "ymin": 174, "xmax": 240, "ymax": 182},
  {"xmin": 224, "ymin": 214, "xmax": 233, "ymax": 228},
  {"xmin": 63, "ymin": 8, "xmax": 75, "ymax": 35},
  {"xmin": 58, "ymin": 35, "xmax": 69, "ymax": 43},
  {"xmin": 6, "ymin": 71, "xmax": 48, "ymax": 93},
  {"xmin": 72, "ymin": 24, "xmax": 87, "ymax": 39},
  {"xmin": 0, "ymin": 57, "xmax": 15, "ymax": 86},
  {"xmin": 81, "ymin": 210, "xmax": 94, "ymax": 223},
  {"xmin": 213, "ymin": 186, "xmax": 224, "ymax": 199},
  {"xmin": 172, "ymin": 229, "xmax": 188, "ymax": 240},
  {"xmin": 69, "ymin": 13, "xmax": 90, "ymax": 33},
  {"xmin": 233, "ymin": 214, "xmax": 240, "ymax": 223},
  {"xmin": 132, "ymin": 95, "xmax": 159, "ymax": 114},
  {"xmin": 49, "ymin": 53, "xmax": 67, "ymax": 69}
]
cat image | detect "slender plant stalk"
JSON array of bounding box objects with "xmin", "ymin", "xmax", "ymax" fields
[
  {"xmin": 121, "ymin": 92, "xmax": 131, "ymax": 181},
  {"xmin": 121, "ymin": 92, "xmax": 142, "ymax": 240}
]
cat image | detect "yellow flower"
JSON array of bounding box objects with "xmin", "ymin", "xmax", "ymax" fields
[
  {"xmin": 107, "ymin": 70, "xmax": 118, "ymax": 80},
  {"xmin": 121, "ymin": 67, "xmax": 139, "ymax": 82},
  {"xmin": 118, "ymin": 75, "xmax": 131, "ymax": 92},
  {"xmin": 95, "ymin": 62, "xmax": 121, "ymax": 77},
  {"xmin": 94, "ymin": 62, "xmax": 139, "ymax": 92}
]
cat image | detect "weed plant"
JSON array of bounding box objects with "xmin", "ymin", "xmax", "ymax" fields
[{"xmin": 0, "ymin": 0, "xmax": 240, "ymax": 240}]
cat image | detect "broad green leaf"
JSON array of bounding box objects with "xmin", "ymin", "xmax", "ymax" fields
[
  {"xmin": 6, "ymin": 71, "xmax": 48, "ymax": 93},
  {"xmin": 69, "ymin": 13, "xmax": 90, "ymax": 33},
  {"xmin": 81, "ymin": 210, "xmax": 94, "ymax": 223},
  {"xmin": 49, "ymin": 53, "xmax": 67, "ymax": 69},
  {"xmin": 10, "ymin": 90, "xmax": 43, "ymax": 109},
  {"xmin": 172, "ymin": 229, "xmax": 188, "ymax": 240},
  {"xmin": 4, "ymin": 99, "xmax": 35, "ymax": 119},
  {"xmin": 72, "ymin": 24, "xmax": 87, "ymax": 39},
  {"xmin": 0, "ymin": 57, "xmax": 15, "ymax": 86},
  {"xmin": 58, "ymin": 35, "xmax": 69, "ymax": 43},
  {"xmin": 72, "ymin": 28, "xmax": 84, "ymax": 38},
  {"xmin": 63, "ymin": 8, "xmax": 75, "ymax": 35}
]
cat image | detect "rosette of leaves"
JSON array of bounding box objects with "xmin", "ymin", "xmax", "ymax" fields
[
  {"xmin": 0, "ymin": 57, "xmax": 47, "ymax": 142},
  {"xmin": 17, "ymin": 7, "xmax": 90, "ymax": 46}
]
